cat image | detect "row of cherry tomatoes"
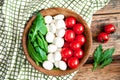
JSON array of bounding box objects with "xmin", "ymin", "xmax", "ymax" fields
[{"xmin": 61, "ymin": 16, "xmax": 86, "ymax": 69}]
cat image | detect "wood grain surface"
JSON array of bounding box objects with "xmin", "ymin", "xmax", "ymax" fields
[{"xmin": 73, "ymin": 0, "xmax": 120, "ymax": 80}]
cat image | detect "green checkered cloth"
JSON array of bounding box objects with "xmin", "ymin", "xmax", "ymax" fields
[{"xmin": 0, "ymin": 0, "xmax": 110, "ymax": 80}]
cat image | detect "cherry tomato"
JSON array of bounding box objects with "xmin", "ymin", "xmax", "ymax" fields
[
  {"xmin": 64, "ymin": 30, "xmax": 75, "ymax": 42},
  {"xmin": 75, "ymin": 35, "xmax": 86, "ymax": 45},
  {"xmin": 62, "ymin": 57, "xmax": 68, "ymax": 62},
  {"xmin": 65, "ymin": 16, "xmax": 76, "ymax": 28},
  {"xmin": 73, "ymin": 49, "xmax": 83, "ymax": 59},
  {"xmin": 104, "ymin": 24, "xmax": 116, "ymax": 34},
  {"xmin": 61, "ymin": 47, "xmax": 73, "ymax": 58},
  {"xmin": 97, "ymin": 32, "xmax": 109, "ymax": 43},
  {"xmin": 70, "ymin": 41, "xmax": 81, "ymax": 50},
  {"xmin": 73, "ymin": 23, "xmax": 84, "ymax": 34},
  {"xmin": 63, "ymin": 42, "xmax": 70, "ymax": 48},
  {"xmin": 68, "ymin": 57, "xmax": 79, "ymax": 69}
]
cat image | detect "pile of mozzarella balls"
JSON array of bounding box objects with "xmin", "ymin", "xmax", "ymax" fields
[{"xmin": 42, "ymin": 14, "xmax": 67, "ymax": 70}]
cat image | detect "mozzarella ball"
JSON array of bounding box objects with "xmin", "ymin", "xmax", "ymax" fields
[
  {"xmin": 47, "ymin": 53, "xmax": 55, "ymax": 63},
  {"xmin": 53, "ymin": 37, "xmax": 64, "ymax": 48},
  {"xmin": 48, "ymin": 44, "xmax": 57, "ymax": 53},
  {"xmin": 56, "ymin": 28, "xmax": 65, "ymax": 37},
  {"xmin": 54, "ymin": 61, "xmax": 59, "ymax": 68},
  {"xmin": 44, "ymin": 15, "xmax": 53, "ymax": 24},
  {"xmin": 58, "ymin": 61, "xmax": 67, "ymax": 70},
  {"xmin": 49, "ymin": 23, "xmax": 56, "ymax": 33},
  {"xmin": 46, "ymin": 24, "xmax": 50, "ymax": 32},
  {"xmin": 55, "ymin": 19, "xmax": 66, "ymax": 29},
  {"xmin": 43, "ymin": 61, "xmax": 53, "ymax": 70},
  {"xmin": 54, "ymin": 14, "xmax": 64, "ymax": 20},
  {"xmin": 46, "ymin": 32, "xmax": 55, "ymax": 43},
  {"xmin": 54, "ymin": 51, "xmax": 62, "ymax": 61}
]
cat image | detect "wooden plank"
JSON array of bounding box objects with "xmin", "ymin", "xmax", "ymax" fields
[
  {"xmin": 73, "ymin": 1, "xmax": 120, "ymax": 79},
  {"xmin": 95, "ymin": 0, "xmax": 120, "ymax": 14},
  {"xmin": 91, "ymin": 13, "xmax": 120, "ymax": 56},
  {"xmin": 73, "ymin": 62, "xmax": 120, "ymax": 80}
]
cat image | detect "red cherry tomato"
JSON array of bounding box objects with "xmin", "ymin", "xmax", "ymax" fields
[
  {"xmin": 64, "ymin": 30, "xmax": 75, "ymax": 42},
  {"xmin": 61, "ymin": 47, "xmax": 73, "ymax": 58},
  {"xmin": 70, "ymin": 41, "xmax": 81, "ymax": 50},
  {"xmin": 73, "ymin": 23, "xmax": 84, "ymax": 34},
  {"xmin": 97, "ymin": 32, "xmax": 109, "ymax": 43},
  {"xmin": 63, "ymin": 42, "xmax": 70, "ymax": 48},
  {"xmin": 62, "ymin": 57, "xmax": 68, "ymax": 62},
  {"xmin": 104, "ymin": 24, "xmax": 116, "ymax": 34},
  {"xmin": 75, "ymin": 35, "xmax": 86, "ymax": 45},
  {"xmin": 65, "ymin": 16, "xmax": 76, "ymax": 28},
  {"xmin": 68, "ymin": 57, "xmax": 79, "ymax": 69},
  {"xmin": 73, "ymin": 49, "xmax": 84, "ymax": 59}
]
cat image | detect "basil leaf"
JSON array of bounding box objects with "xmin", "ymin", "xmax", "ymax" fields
[
  {"xmin": 31, "ymin": 13, "xmax": 47, "ymax": 41},
  {"xmin": 36, "ymin": 35, "xmax": 44, "ymax": 50},
  {"xmin": 27, "ymin": 39, "xmax": 42, "ymax": 63},
  {"xmin": 100, "ymin": 58, "xmax": 112, "ymax": 68},
  {"xmin": 35, "ymin": 47, "xmax": 47, "ymax": 61},
  {"xmin": 38, "ymin": 31, "xmax": 48, "ymax": 53},
  {"xmin": 93, "ymin": 44, "xmax": 103, "ymax": 71},
  {"xmin": 100, "ymin": 48, "xmax": 115, "ymax": 63},
  {"xmin": 94, "ymin": 44, "xmax": 103, "ymax": 63}
]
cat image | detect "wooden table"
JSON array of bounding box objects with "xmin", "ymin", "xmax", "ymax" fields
[{"xmin": 73, "ymin": 0, "xmax": 120, "ymax": 80}]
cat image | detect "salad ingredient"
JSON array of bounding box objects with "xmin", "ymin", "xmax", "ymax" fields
[
  {"xmin": 68, "ymin": 57, "xmax": 79, "ymax": 69},
  {"xmin": 64, "ymin": 30, "xmax": 75, "ymax": 42},
  {"xmin": 75, "ymin": 35, "xmax": 86, "ymax": 45},
  {"xmin": 49, "ymin": 23, "xmax": 56, "ymax": 33},
  {"xmin": 93, "ymin": 44, "xmax": 115, "ymax": 71},
  {"xmin": 28, "ymin": 39, "xmax": 42, "ymax": 63},
  {"xmin": 65, "ymin": 16, "xmax": 76, "ymax": 28},
  {"xmin": 48, "ymin": 44, "xmax": 57, "ymax": 53},
  {"xmin": 55, "ymin": 19, "xmax": 66, "ymax": 29},
  {"xmin": 58, "ymin": 61, "xmax": 67, "ymax": 70},
  {"xmin": 70, "ymin": 41, "xmax": 81, "ymax": 50},
  {"xmin": 104, "ymin": 24, "xmax": 116, "ymax": 34},
  {"xmin": 54, "ymin": 51, "xmax": 62, "ymax": 61},
  {"xmin": 46, "ymin": 32, "xmax": 55, "ymax": 43},
  {"xmin": 54, "ymin": 61, "xmax": 59, "ymax": 68},
  {"xmin": 54, "ymin": 14, "xmax": 64, "ymax": 20},
  {"xmin": 43, "ymin": 61, "xmax": 53, "ymax": 70},
  {"xmin": 97, "ymin": 32, "xmax": 109, "ymax": 43},
  {"xmin": 31, "ymin": 13, "xmax": 47, "ymax": 41},
  {"xmin": 35, "ymin": 47, "xmax": 47, "ymax": 61},
  {"xmin": 63, "ymin": 42, "xmax": 70, "ymax": 48},
  {"xmin": 73, "ymin": 49, "xmax": 83, "ymax": 59},
  {"xmin": 61, "ymin": 47, "xmax": 73, "ymax": 59},
  {"xmin": 56, "ymin": 28, "xmax": 65, "ymax": 37},
  {"xmin": 53, "ymin": 37, "xmax": 64, "ymax": 48},
  {"xmin": 73, "ymin": 23, "xmax": 84, "ymax": 34},
  {"xmin": 44, "ymin": 15, "xmax": 53, "ymax": 24},
  {"xmin": 62, "ymin": 57, "xmax": 68, "ymax": 62},
  {"xmin": 47, "ymin": 53, "xmax": 55, "ymax": 63},
  {"xmin": 38, "ymin": 32, "xmax": 48, "ymax": 52}
]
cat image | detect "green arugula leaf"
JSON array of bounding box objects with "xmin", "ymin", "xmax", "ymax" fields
[
  {"xmin": 100, "ymin": 48, "xmax": 115, "ymax": 63},
  {"xmin": 100, "ymin": 58, "xmax": 112, "ymax": 68}
]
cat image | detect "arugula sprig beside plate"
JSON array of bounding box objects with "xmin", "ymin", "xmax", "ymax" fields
[{"xmin": 93, "ymin": 44, "xmax": 115, "ymax": 71}]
